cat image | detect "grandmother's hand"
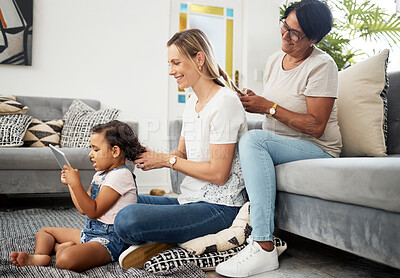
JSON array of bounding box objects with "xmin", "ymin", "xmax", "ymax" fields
[{"xmin": 238, "ymin": 88, "xmax": 271, "ymax": 114}]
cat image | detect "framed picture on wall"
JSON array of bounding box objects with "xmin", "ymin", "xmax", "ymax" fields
[{"xmin": 0, "ymin": 0, "xmax": 33, "ymax": 66}]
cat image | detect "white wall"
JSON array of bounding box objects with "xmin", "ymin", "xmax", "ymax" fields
[
  {"xmin": 0, "ymin": 0, "xmax": 172, "ymax": 193},
  {"xmin": 242, "ymin": 0, "xmax": 282, "ymax": 93},
  {"xmin": 0, "ymin": 0, "xmax": 283, "ymax": 193},
  {"xmin": 242, "ymin": 0, "xmax": 284, "ymax": 121}
]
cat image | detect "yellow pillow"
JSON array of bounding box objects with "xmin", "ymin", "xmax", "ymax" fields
[{"xmin": 337, "ymin": 49, "xmax": 389, "ymax": 157}]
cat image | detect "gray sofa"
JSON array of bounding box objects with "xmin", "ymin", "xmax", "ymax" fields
[
  {"xmin": 0, "ymin": 96, "xmax": 137, "ymax": 198},
  {"xmin": 168, "ymin": 70, "xmax": 400, "ymax": 269}
]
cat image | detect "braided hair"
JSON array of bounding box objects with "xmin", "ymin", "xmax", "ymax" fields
[{"xmin": 167, "ymin": 29, "xmax": 242, "ymax": 95}]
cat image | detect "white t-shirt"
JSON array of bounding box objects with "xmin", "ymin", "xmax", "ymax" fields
[
  {"xmin": 262, "ymin": 47, "xmax": 342, "ymax": 157},
  {"xmin": 178, "ymin": 86, "xmax": 248, "ymax": 207},
  {"xmin": 92, "ymin": 167, "xmax": 137, "ymax": 224}
]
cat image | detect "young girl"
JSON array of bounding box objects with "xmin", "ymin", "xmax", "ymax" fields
[{"xmin": 10, "ymin": 120, "xmax": 145, "ymax": 272}]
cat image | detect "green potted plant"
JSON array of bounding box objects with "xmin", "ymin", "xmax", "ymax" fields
[{"xmin": 280, "ymin": 0, "xmax": 400, "ymax": 70}]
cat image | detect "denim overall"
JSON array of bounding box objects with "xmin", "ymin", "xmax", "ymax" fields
[{"xmin": 80, "ymin": 166, "xmax": 134, "ymax": 261}]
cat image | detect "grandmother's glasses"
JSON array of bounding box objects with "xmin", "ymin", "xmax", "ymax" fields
[{"xmin": 279, "ymin": 19, "xmax": 305, "ymax": 42}]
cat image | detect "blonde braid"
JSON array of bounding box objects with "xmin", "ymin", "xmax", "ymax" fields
[
  {"xmin": 167, "ymin": 29, "xmax": 245, "ymax": 95},
  {"xmin": 218, "ymin": 65, "xmax": 244, "ymax": 95}
]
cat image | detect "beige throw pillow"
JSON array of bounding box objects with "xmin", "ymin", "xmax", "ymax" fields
[
  {"xmin": 0, "ymin": 96, "xmax": 29, "ymax": 115},
  {"xmin": 23, "ymin": 119, "xmax": 64, "ymax": 147},
  {"xmin": 337, "ymin": 49, "xmax": 389, "ymax": 157}
]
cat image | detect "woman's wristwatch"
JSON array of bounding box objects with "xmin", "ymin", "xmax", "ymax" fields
[
  {"xmin": 169, "ymin": 155, "xmax": 177, "ymax": 169},
  {"xmin": 267, "ymin": 103, "xmax": 278, "ymax": 117}
]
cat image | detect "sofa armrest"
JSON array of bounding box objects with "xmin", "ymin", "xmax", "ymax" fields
[{"xmin": 168, "ymin": 120, "xmax": 184, "ymax": 194}]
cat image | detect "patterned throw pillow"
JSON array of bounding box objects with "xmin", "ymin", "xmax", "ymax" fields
[
  {"xmin": 0, "ymin": 114, "xmax": 32, "ymax": 147},
  {"xmin": 23, "ymin": 119, "xmax": 64, "ymax": 147},
  {"xmin": 144, "ymin": 237, "xmax": 287, "ymax": 273},
  {"xmin": 61, "ymin": 99, "xmax": 119, "ymax": 148},
  {"xmin": 0, "ymin": 96, "xmax": 29, "ymax": 115},
  {"xmin": 143, "ymin": 245, "xmax": 246, "ymax": 273},
  {"xmin": 179, "ymin": 202, "xmax": 251, "ymax": 255}
]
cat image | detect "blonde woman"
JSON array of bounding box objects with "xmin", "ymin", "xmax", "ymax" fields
[{"xmin": 114, "ymin": 29, "xmax": 248, "ymax": 269}]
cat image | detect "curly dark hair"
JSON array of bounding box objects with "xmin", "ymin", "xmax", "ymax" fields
[{"xmin": 92, "ymin": 120, "xmax": 145, "ymax": 162}]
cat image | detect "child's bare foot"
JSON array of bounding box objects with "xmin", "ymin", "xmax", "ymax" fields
[
  {"xmin": 10, "ymin": 252, "xmax": 51, "ymax": 267},
  {"xmin": 55, "ymin": 241, "xmax": 76, "ymax": 255}
]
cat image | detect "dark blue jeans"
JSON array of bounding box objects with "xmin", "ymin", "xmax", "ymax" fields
[{"xmin": 114, "ymin": 195, "xmax": 239, "ymax": 245}]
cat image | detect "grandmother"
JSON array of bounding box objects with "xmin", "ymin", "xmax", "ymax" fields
[{"xmin": 216, "ymin": 0, "xmax": 342, "ymax": 277}]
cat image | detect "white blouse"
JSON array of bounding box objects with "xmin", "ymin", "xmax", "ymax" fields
[{"xmin": 178, "ymin": 86, "xmax": 248, "ymax": 207}]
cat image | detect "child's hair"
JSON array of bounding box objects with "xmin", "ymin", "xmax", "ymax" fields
[
  {"xmin": 92, "ymin": 120, "xmax": 146, "ymax": 162},
  {"xmin": 167, "ymin": 28, "xmax": 241, "ymax": 94}
]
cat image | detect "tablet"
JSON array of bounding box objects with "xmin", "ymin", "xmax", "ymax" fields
[{"xmin": 49, "ymin": 144, "xmax": 71, "ymax": 169}]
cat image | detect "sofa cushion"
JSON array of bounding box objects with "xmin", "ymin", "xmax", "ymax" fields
[
  {"xmin": 0, "ymin": 96, "xmax": 29, "ymax": 115},
  {"xmin": 0, "ymin": 114, "xmax": 32, "ymax": 147},
  {"xmin": 61, "ymin": 99, "xmax": 119, "ymax": 148},
  {"xmin": 387, "ymin": 70, "xmax": 400, "ymax": 155},
  {"xmin": 337, "ymin": 49, "xmax": 389, "ymax": 157},
  {"xmin": 275, "ymin": 157, "xmax": 400, "ymax": 213},
  {"xmin": 0, "ymin": 147, "xmax": 93, "ymax": 170},
  {"xmin": 15, "ymin": 96, "xmax": 101, "ymax": 121},
  {"xmin": 23, "ymin": 119, "xmax": 64, "ymax": 147}
]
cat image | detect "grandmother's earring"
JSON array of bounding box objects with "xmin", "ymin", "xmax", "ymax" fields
[{"xmin": 199, "ymin": 65, "xmax": 203, "ymax": 71}]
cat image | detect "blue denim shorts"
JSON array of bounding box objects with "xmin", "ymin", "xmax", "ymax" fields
[{"xmin": 80, "ymin": 218, "xmax": 128, "ymax": 262}]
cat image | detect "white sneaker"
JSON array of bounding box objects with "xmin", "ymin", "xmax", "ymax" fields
[
  {"xmin": 216, "ymin": 237, "xmax": 279, "ymax": 277},
  {"xmin": 119, "ymin": 242, "xmax": 175, "ymax": 269}
]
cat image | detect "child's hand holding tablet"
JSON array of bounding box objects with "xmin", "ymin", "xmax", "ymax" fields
[{"xmin": 49, "ymin": 144, "xmax": 71, "ymax": 169}]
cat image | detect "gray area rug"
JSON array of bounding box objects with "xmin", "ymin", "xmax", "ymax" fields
[{"xmin": 0, "ymin": 208, "xmax": 207, "ymax": 278}]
